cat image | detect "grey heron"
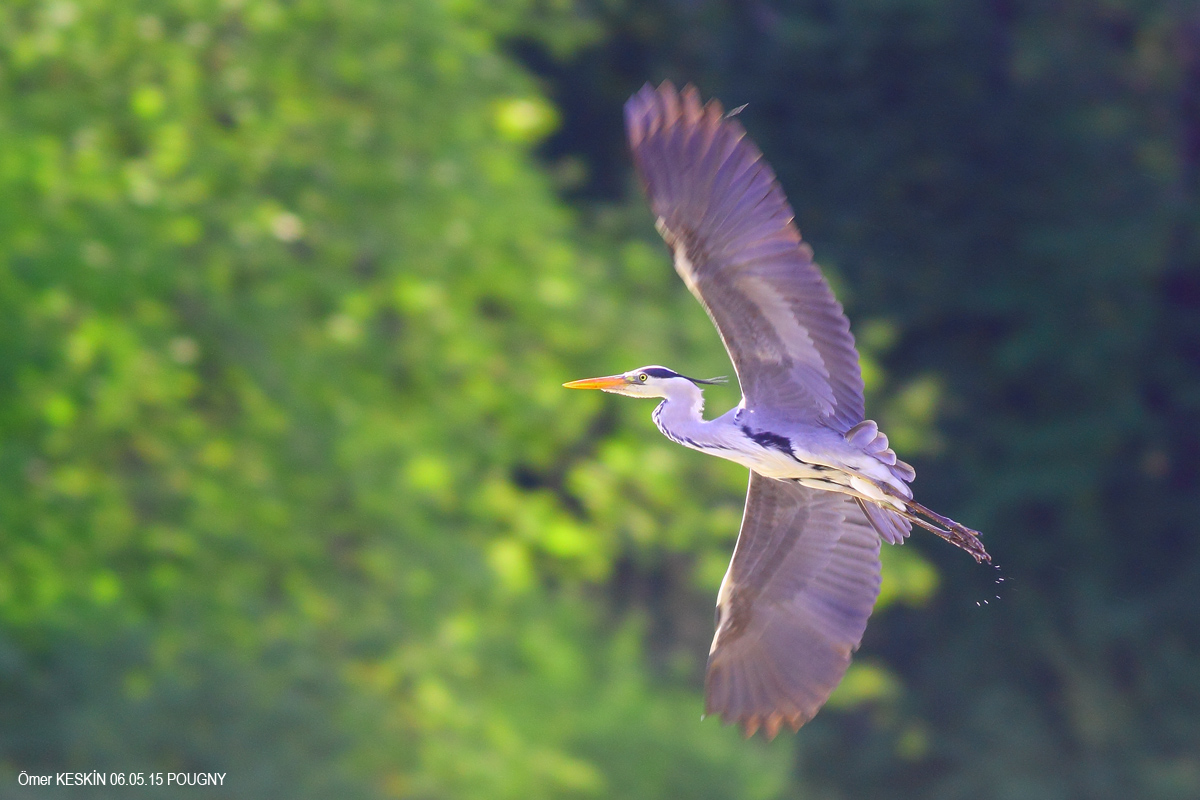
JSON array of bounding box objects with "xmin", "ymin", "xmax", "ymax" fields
[{"xmin": 565, "ymin": 82, "xmax": 989, "ymax": 739}]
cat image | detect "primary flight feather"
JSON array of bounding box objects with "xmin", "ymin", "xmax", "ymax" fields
[{"xmin": 566, "ymin": 82, "xmax": 988, "ymax": 739}]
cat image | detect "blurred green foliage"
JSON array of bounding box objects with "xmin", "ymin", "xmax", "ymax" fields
[{"xmin": 3, "ymin": 0, "xmax": 1197, "ymax": 798}]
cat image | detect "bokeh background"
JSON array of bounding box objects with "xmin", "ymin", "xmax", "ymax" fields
[{"xmin": 2, "ymin": 0, "xmax": 1199, "ymax": 797}]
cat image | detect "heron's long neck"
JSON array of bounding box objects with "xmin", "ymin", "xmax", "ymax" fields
[{"xmin": 651, "ymin": 381, "xmax": 723, "ymax": 451}]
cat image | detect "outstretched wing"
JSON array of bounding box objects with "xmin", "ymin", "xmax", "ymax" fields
[
  {"xmin": 626, "ymin": 82, "xmax": 864, "ymax": 431},
  {"xmin": 706, "ymin": 473, "xmax": 881, "ymax": 738}
]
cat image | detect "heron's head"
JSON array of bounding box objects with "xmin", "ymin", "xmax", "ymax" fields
[{"xmin": 563, "ymin": 366, "xmax": 724, "ymax": 399}]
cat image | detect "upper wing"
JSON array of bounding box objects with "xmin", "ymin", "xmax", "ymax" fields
[
  {"xmin": 626, "ymin": 82, "xmax": 864, "ymax": 431},
  {"xmin": 706, "ymin": 473, "xmax": 881, "ymax": 738}
]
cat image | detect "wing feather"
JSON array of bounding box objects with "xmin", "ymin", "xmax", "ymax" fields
[
  {"xmin": 706, "ymin": 474, "xmax": 881, "ymax": 736},
  {"xmin": 626, "ymin": 82, "xmax": 865, "ymax": 431}
]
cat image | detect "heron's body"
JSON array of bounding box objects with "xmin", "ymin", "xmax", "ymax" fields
[
  {"xmin": 648, "ymin": 376, "xmax": 910, "ymax": 506},
  {"xmin": 565, "ymin": 82, "xmax": 988, "ymax": 739}
]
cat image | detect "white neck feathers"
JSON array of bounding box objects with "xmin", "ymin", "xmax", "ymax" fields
[{"xmin": 651, "ymin": 379, "xmax": 712, "ymax": 449}]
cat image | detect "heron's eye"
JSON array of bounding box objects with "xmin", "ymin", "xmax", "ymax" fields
[{"xmin": 638, "ymin": 373, "xmax": 648, "ymax": 382}]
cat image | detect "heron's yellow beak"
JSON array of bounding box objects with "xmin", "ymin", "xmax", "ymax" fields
[{"xmin": 563, "ymin": 374, "xmax": 628, "ymax": 390}]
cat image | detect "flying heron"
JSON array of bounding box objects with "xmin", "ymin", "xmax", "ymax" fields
[{"xmin": 565, "ymin": 82, "xmax": 990, "ymax": 739}]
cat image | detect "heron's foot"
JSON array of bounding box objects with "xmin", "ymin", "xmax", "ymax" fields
[
  {"xmin": 900, "ymin": 498, "xmax": 992, "ymax": 564},
  {"xmin": 941, "ymin": 519, "xmax": 991, "ymax": 564}
]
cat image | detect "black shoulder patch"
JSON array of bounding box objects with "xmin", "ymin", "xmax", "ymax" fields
[{"xmin": 741, "ymin": 424, "xmax": 793, "ymax": 455}]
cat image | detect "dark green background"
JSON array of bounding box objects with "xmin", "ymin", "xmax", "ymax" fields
[{"xmin": 2, "ymin": 1, "xmax": 1197, "ymax": 797}]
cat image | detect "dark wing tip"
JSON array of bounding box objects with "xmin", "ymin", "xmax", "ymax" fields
[
  {"xmin": 624, "ymin": 81, "xmax": 730, "ymax": 152},
  {"xmin": 705, "ymin": 657, "xmax": 825, "ymax": 740},
  {"xmin": 753, "ymin": 712, "xmax": 805, "ymax": 741},
  {"xmin": 623, "ymin": 81, "xmax": 788, "ymax": 253}
]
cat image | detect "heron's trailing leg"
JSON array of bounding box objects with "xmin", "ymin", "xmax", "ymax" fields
[
  {"xmin": 890, "ymin": 493, "xmax": 990, "ymax": 563},
  {"xmin": 803, "ymin": 475, "xmax": 990, "ymax": 563}
]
